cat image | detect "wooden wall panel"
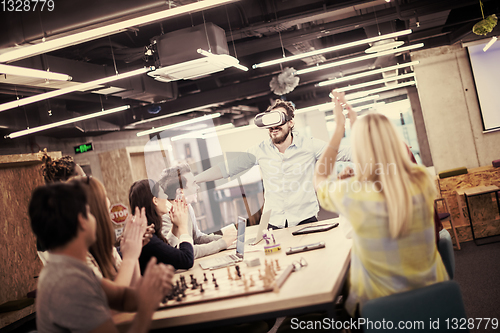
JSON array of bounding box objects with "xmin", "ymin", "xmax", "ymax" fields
[
  {"xmin": 438, "ymin": 166, "xmax": 500, "ymax": 243},
  {"xmin": 438, "ymin": 166, "xmax": 500, "ymax": 226},
  {"xmin": 99, "ymin": 148, "xmax": 134, "ymax": 209},
  {"xmin": 0, "ymin": 152, "xmax": 60, "ymax": 328},
  {"xmin": 129, "ymin": 153, "xmax": 148, "ymax": 182}
]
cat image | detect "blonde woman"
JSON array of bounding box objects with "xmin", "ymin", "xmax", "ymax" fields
[{"xmin": 313, "ymin": 91, "xmax": 448, "ymax": 317}]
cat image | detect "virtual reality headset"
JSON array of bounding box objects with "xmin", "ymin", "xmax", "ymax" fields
[{"xmin": 254, "ymin": 110, "xmax": 292, "ymax": 128}]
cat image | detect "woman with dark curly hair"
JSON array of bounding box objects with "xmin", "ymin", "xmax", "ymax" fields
[{"xmin": 40, "ymin": 150, "xmax": 86, "ymax": 184}]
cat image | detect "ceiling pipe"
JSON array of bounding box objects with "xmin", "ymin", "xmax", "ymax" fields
[{"xmin": 393, "ymin": 0, "xmax": 418, "ymax": 30}]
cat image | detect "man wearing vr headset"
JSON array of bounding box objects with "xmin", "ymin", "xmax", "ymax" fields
[{"xmin": 195, "ymin": 99, "xmax": 351, "ymax": 229}]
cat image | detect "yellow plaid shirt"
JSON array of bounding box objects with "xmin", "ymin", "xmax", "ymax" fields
[{"xmin": 317, "ymin": 170, "xmax": 449, "ymax": 316}]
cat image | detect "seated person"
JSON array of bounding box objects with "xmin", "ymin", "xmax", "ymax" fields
[
  {"xmin": 37, "ymin": 150, "xmax": 86, "ymax": 264},
  {"xmin": 29, "ymin": 182, "xmax": 174, "ymax": 333},
  {"xmin": 129, "ymin": 179, "xmax": 194, "ymax": 272},
  {"xmin": 40, "ymin": 149, "xmax": 86, "ymax": 184},
  {"xmin": 158, "ymin": 163, "xmax": 237, "ymax": 259},
  {"xmin": 314, "ymin": 91, "xmax": 448, "ymax": 317},
  {"xmin": 70, "ymin": 176, "xmax": 147, "ymax": 286}
]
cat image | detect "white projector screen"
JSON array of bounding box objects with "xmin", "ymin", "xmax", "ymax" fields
[{"xmin": 467, "ymin": 40, "xmax": 500, "ymax": 132}]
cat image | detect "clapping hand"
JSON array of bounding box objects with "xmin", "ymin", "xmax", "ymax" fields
[
  {"xmin": 169, "ymin": 194, "xmax": 189, "ymax": 236},
  {"xmin": 120, "ymin": 207, "xmax": 147, "ymax": 261},
  {"xmin": 136, "ymin": 257, "xmax": 174, "ymax": 314},
  {"xmin": 142, "ymin": 224, "xmax": 154, "ymax": 247}
]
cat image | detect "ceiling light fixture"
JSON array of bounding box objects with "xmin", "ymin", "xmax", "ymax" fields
[
  {"xmin": 0, "ymin": 0, "xmax": 240, "ymax": 63},
  {"xmin": 365, "ymin": 40, "xmax": 405, "ymax": 53},
  {"xmin": 197, "ymin": 49, "xmax": 248, "ymax": 71},
  {"xmin": 296, "ymin": 43, "xmax": 424, "ymax": 75},
  {"xmin": 171, "ymin": 123, "xmax": 234, "ymax": 141},
  {"xmin": 252, "ymin": 29, "xmax": 412, "ymax": 69},
  {"xmin": 295, "ymin": 95, "xmax": 381, "ymax": 115},
  {"xmin": 136, "ymin": 113, "xmax": 222, "ymax": 137},
  {"xmin": 124, "ymin": 103, "xmax": 220, "ymax": 128},
  {"xmin": 483, "ymin": 36, "xmax": 498, "ymax": 52},
  {"xmin": 346, "ymin": 80, "xmax": 416, "ymax": 100},
  {"xmin": 334, "ymin": 73, "xmax": 415, "ymax": 93},
  {"xmin": 5, "ymin": 105, "xmax": 130, "ymax": 139},
  {"xmin": 203, "ymin": 124, "xmax": 254, "ymax": 138},
  {"xmin": 348, "ymin": 95, "xmax": 381, "ymax": 104},
  {"xmin": 0, "ymin": 67, "xmax": 152, "ymax": 113},
  {"xmin": 0, "ymin": 64, "xmax": 72, "ymax": 81},
  {"xmin": 324, "ymin": 102, "xmax": 386, "ymax": 120},
  {"xmin": 317, "ymin": 61, "xmax": 419, "ymax": 87}
]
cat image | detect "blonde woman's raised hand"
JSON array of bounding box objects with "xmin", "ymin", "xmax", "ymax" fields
[
  {"xmin": 120, "ymin": 207, "xmax": 147, "ymax": 261},
  {"xmin": 331, "ymin": 90, "xmax": 346, "ymax": 125},
  {"xmin": 331, "ymin": 90, "xmax": 347, "ymax": 104}
]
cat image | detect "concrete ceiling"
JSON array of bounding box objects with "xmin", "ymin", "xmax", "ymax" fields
[{"xmin": 0, "ymin": 0, "xmax": 499, "ymax": 140}]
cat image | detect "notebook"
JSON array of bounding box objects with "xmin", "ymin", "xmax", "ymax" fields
[
  {"xmin": 246, "ymin": 209, "xmax": 272, "ymax": 246},
  {"xmin": 199, "ymin": 216, "xmax": 246, "ymax": 270}
]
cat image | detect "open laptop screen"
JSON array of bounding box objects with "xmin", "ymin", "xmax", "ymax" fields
[{"xmin": 236, "ymin": 216, "xmax": 246, "ymax": 256}]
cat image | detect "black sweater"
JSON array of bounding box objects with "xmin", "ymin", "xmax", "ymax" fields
[{"xmin": 139, "ymin": 235, "xmax": 194, "ymax": 274}]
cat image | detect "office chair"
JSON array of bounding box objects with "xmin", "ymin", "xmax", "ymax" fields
[
  {"xmin": 435, "ymin": 198, "xmax": 461, "ymax": 250},
  {"xmin": 438, "ymin": 229, "xmax": 455, "ymax": 279},
  {"xmin": 362, "ymin": 281, "xmax": 469, "ymax": 332}
]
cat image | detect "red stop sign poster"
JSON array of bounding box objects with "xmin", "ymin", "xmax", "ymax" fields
[{"xmin": 110, "ymin": 204, "xmax": 129, "ymax": 224}]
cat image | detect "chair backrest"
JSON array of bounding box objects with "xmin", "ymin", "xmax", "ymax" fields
[
  {"xmin": 434, "ymin": 198, "xmax": 449, "ymax": 216},
  {"xmin": 438, "ymin": 229, "xmax": 455, "ymax": 279},
  {"xmin": 361, "ymin": 281, "xmax": 468, "ymax": 332}
]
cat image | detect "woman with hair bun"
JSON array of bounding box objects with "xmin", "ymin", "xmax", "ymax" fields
[{"xmin": 40, "ymin": 150, "xmax": 86, "ymax": 184}]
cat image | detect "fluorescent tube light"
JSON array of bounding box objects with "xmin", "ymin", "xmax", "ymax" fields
[
  {"xmin": 483, "ymin": 37, "xmax": 498, "ymax": 52},
  {"xmin": 324, "ymin": 102, "xmax": 386, "ymax": 120},
  {"xmin": 346, "ymin": 80, "xmax": 416, "ymax": 100},
  {"xmin": 0, "ymin": 64, "xmax": 72, "ymax": 81},
  {"xmin": 252, "ymin": 29, "xmax": 413, "ymax": 69},
  {"xmin": 334, "ymin": 73, "xmax": 415, "ymax": 93},
  {"xmin": 0, "ymin": 67, "xmax": 152, "ymax": 113},
  {"xmin": 197, "ymin": 49, "xmax": 248, "ymax": 71},
  {"xmin": 171, "ymin": 123, "xmax": 234, "ymax": 141},
  {"xmin": 136, "ymin": 113, "xmax": 222, "ymax": 137},
  {"xmin": 5, "ymin": 105, "xmax": 130, "ymax": 139},
  {"xmin": 125, "ymin": 103, "xmax": 220, "ymax": 128},
  {"xmin": 171, "ymin": 132, "xmax": 205, "ymax": 141},
  {"xmin": 0, "ymin": 0, "xmax": 240, "ymax": 63},
  {"xmin": 295, "ymin": 103, "xmax": 334, "ymax": 114},
  {"xmin": 296, "ymin": 43, "xmax": 424, "ymax": 75},
  {"xmin": 203, "ymin": 124, "xmax": 253, "ymax": 138},
  {"xmin": 295, "ymin": 95, "xmax": 381, "ymax": 115},
  {"xmin": 317, "ymin": 61, "xmax": 419, "ymax": 87},
  {"xmin": 348, "ymin": 95, "xmax": 380, "ymax": 104}
]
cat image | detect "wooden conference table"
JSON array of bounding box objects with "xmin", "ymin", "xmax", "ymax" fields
[{"xmin": 113, "ymin": 218, "xmax": 352, "ymax": 332}]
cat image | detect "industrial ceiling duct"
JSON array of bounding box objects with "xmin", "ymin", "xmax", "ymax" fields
[{"xmin": 148, "ymin": 23, "xmax": 232, "ymax": 82}]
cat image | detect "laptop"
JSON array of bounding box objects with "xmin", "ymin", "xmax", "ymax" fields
[
  {"xmin": 246, "ymin": 209, "xmax": 272, "ymax": 246},
  {"xmin": 199, "ymin": 216, "xmax": 246, "ymax": 270}
]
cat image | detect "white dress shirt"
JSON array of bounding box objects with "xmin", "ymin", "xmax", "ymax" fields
[{"xmin": 218, "ymin": 131, "xmax": 328, "ymax": 228}]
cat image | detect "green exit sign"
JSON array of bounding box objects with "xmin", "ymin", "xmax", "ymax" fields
[{"xmin": 74, "ymin": 143, "xmax": 93, "ymax": 154}]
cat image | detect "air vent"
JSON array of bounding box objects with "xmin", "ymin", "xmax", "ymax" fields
[{"xmin": 148, "ymin": 23, "xmax": 232, "ymax": 82}]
